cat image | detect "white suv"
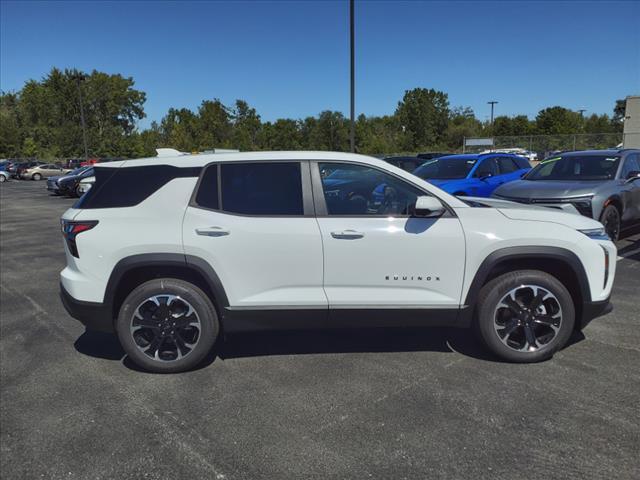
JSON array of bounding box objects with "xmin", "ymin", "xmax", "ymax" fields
[{"xmin": 60, "ymin": 151, "xmax": 616, "ymax": 373}]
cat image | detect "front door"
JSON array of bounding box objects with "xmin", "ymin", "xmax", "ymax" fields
[
  {"xmin": 312, "ymin": 161, "xmax": 466, "ymax": 310},
  {"xmin": 183, "ymin": 161, "xmax": 326, "ymax": 309}
]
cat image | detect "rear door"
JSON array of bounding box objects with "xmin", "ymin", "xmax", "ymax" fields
[
  {"xmin": 182, "ymin": 161, "xmax": 327, "ymax": 310},
  {"xmin": 496, "ymin": 156, "xmax": 525, "ymax": 184}
]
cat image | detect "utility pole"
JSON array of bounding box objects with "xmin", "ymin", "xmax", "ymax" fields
[
  {"xmin": 74, "ymin": 74, "xmax": 89, "ymax": 160},
  {"xmin": 488, "ymin": 100, "xmax": 498, "ymax": 125},
  {"xmin": 349, "ymin": 0, "xmax": 355, "ymax": 153},
  {"xmin": 578, "ymin": 108, "xmax": 587, "ymax": 117}
]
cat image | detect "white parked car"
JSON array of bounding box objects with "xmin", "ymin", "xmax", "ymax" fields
[
  {"xmin": 0, "ymin": 170, "xmax": 9, "ymax": 183},
  {"xmin": 60, "ymin": 151, "xmax": 615, "ymax": 373},
  {"xmin": 481, "ymin": 148, "xmax": 537, "ymax": 162}
]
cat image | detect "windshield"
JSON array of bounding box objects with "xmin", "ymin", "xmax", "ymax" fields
[
  {"xmin": 413, "ymin": 157, "xmax": 476, "ymax": 180},
  {"xmin": 525, "ymin": 155, "xmax": 620, "ymax": 181}
]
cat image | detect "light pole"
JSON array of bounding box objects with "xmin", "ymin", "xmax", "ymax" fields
[
  {"xmin": 349, "ymin": 0, "xmax": 355, "ymax": 153},
  {"xmin": 578, "ymin": 108, "xmax": 586, "ymax": 117},
  {"xmin": 488, "ymin": 100, "xmax": 498, "ymax": 125},
  {"xmin": 74, "ymin": 74, "xmax": 89, "ymax": 160}
]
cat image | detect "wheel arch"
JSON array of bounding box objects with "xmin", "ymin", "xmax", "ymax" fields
[
  {"xmin": 602, "ymin": 195, "xmax": 623, "ymax": 216},
  {"xmin": 105, "ymin": 253, "xmax": 229, "ymax": 325},
  {"xmin": 462, "ymin": 246, "xmax": 591, "ymax": 327}
]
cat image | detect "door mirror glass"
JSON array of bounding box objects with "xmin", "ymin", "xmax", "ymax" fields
[{"xmin": 413, "ymin": 196, "xmax": 445, "ymax": 218}]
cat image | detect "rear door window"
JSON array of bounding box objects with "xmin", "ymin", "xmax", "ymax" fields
[
  {"xmin": 496, "ymin": 157, "xmax": 519, "ymax": 174},
  {"xmin": 220, "ymin": 162, "xmax": 303, "ymax": 216}
]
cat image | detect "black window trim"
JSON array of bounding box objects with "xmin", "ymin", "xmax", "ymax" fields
[
  {"xmin": 309, "ymin": 160, "xmax": 456, "ymax": 218},
  {"xmin": 190, "ymin": 160, "xmax": 315, "ymax": 217}
]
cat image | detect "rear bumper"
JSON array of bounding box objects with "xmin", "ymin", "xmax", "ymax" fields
[
  {"xmin": 579, "ymin": 297, "xmax": 613, "ymax": 330},
  {"xmin": 60, "ymin": 283, "xmax": 114, "ymax": 333}
]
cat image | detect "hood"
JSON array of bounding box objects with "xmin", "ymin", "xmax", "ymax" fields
[
  {"xmin": 462, "ymin": 196, "xmax": 602, "ymax": 230},
  {"xmin": 494, "ymin": 179, "xmax": 607, "ymax": 199}
]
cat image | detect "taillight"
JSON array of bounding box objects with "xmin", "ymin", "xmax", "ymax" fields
[{"xmin": 61, "ymin": 220, "xmax": 98, "ymax": 258}]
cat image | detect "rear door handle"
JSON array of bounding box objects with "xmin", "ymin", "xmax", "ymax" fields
[
  {"xmin": 196, "ymin": 226, "xmax": 230, "ymax": 237},
  {"xmin": 331, "ymin": 229, "xmax": 365, "ymax": 239}
]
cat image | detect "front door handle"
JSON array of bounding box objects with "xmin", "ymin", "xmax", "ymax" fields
[
  {"xmin": 331, "ymin": 229, "xmax": 365, "ymax": 239},
  {"xmin": 196, "ymin": 226, "xmax": 230, "ymax": 237}
]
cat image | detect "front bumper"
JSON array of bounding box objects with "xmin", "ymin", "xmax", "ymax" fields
[
  {"xmin": 60, "ymin": 283, "xmax": 114, "ymax": 333},
  {"xmin": 579, "ymin": 297, "xmax": 613, "ymax": 330}
]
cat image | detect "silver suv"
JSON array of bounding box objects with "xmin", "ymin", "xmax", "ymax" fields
[{"xmin": 493, "ymin": 149, "xmax": 640, "ymax": 240}]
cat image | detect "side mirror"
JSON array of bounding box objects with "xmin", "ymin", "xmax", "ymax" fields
[
  {"xmin": 625, "ymin": 170, "xmax": 640, "ymax": 183},
  {"xmin": 414, "ymin": 196, "xmax": 445, "ymax": 218}
]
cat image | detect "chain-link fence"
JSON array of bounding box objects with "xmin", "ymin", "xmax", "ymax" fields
[{"xmin": 463, "ymin": 133, "xmax": 623, "ymax": 160}]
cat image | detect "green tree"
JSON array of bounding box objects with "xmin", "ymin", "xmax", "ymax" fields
[
  {"xmin": 535, "ymin": 107, "xmax": 582, "ymax": 134},
  {"xmin": 231, "ymin": 100, "xmax": 261, "ymax": 150},
  {"xmin": 395, "ymin": 88, "xmax": 449, "ymax": 149}
]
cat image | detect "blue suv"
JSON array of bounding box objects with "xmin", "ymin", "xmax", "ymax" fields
[{"xmin": 411, "ymin": 153, "xmax": 531, "ymax": 197}]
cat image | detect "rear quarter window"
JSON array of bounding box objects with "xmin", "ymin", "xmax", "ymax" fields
[{"xmin": 75, "ymin": 165, "xmax": 201, "ymax": 209}]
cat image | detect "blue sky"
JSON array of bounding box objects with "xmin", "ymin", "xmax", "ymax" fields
[{"xmin": 1, "ymin": 0, "xmax": 638, "ymax": 128}]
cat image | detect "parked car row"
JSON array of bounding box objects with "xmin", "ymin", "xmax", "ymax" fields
[{"xmin": 381, "ymin": 148, "xmax": 640, "ymax": 241}]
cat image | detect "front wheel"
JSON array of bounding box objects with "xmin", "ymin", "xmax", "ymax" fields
[
  {"xmin": 116, "ymin": 278, "xmax": 219, "ymax": 373},
  {"xmin": 475, "ymin": 270, "xmax": 575, "ymax": 362},
  {"xmin": 0, "ymin": 175, "xmax": 5, "ymax": 183},
  {"xmin": 599, "ymin": 204, "xmax": 620, "ymax": 241},
  {"xmin": 32, "ymin": 173, "xmax": 42, "ymax": 181}
]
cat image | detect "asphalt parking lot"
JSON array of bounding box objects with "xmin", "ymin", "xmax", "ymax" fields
[{"xmin": 1, "ymin": 179, "xmax": 639, "ymax": 479}]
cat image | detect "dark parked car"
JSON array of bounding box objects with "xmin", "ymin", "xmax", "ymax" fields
[
  {"xmin": 12, "ymin": 161, "xmax": 44, "ymax": 179},
  {"xmin": 47, "ymin": 167, "xmax": 88, "ymax": 195},
  {"xmin": 383, "ymin": 156, "xmax": 425, "ymax": 172},
  {"xmin": 58, "ymin": 167, "xmax": 94, "ymax": 197},
  {"xmin": 417, "ymin": 152, "xmax": 449, "ymax": 161},
  {"xmin": 493, "ymin": 149, "xmax": 640, "ymax": 240}
]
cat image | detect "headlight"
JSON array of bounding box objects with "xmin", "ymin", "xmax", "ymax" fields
[{"xmin": 579, "ymin": 227, "xmax": 609, "ymax": 240}]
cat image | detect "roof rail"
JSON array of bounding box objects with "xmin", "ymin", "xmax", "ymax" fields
[{"xmin": 156, "ymin": 148, "xmax": 187, "ymax": 157}]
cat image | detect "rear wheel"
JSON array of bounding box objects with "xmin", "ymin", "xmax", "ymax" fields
[
  {"xmin": 0, "ymin": 175, "xmax": 5, "ymax": 183},
  {"xmin": 599, "ymin": 204, "xmax": 620, "ymax": 241},
  {"xmin": 74, "ymin": 184, "xmax": 83, "ymax": 197},
  {"xmin": 116, "ymin": 278, "xmax": 219, "ymax": 373},
  {"xmin": 32, "ymin": 173, "xmax": 42, "ymax": 181},
  {"xmin": 475, "ymin": 270, "xmax": 575, "ymax": 362}
]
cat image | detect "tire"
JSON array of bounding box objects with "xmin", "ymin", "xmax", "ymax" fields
[
  {"xmin": 0, "ymin": 175, "xmax": 5, "ymax": 183},
  {"xmin": 32, "ymin": 173, "xmax": 41, "ymax": 181},
  {"xmin": 116, "ymin": 278, "xmax": 219, "ymax": 373},
  {"xmin": 74, "ymin": 185, "xmax": 83, "ymax": 197},
  {"xmin": 475, "ymin": 270, "xmax": 575, "ymax": 363},
  {"xmin": 599, "ymin": 204, "xmax": 621, "ymax": 242}
]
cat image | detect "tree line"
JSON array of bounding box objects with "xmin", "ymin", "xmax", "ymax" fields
[{"xmin": 0, "ymin": 67, "xmax": 625, "ymax": 159}]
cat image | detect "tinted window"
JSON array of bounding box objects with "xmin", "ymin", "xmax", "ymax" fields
[
  {"xmin": 526, "ymin": 155, "xmax": 620, "ymax": 181},
  {"xmin": 513, "ymin": 157, "xmax": 531, "ymax": 169},
  {"xmin": 195, "ymin": 165, "xmax": 219, "ymax": 209},
  {"xmin": 620, "ymin": 154, "xmax": 640, "ymax": 178},
  {"xmin": 220, "ymin": 162, "xmax": 303, "ymax": 215},
  {"xmin": 473, "ymin": 158, "xmax": 499, "ymax": 177},
  {"xmin": 413, "ymin": 157, "xmax": 476, "ymax": 179},
  {"xmin": 496, "ymin": 157, "xmax": 519, "ymax": 174},
  {"xmin": 75, "ymin": 165, "xmax": 201, "ymax": 209},
  {"xmin": 319, "ymin": 162, "xmax": 424, "ymax": 216}
]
